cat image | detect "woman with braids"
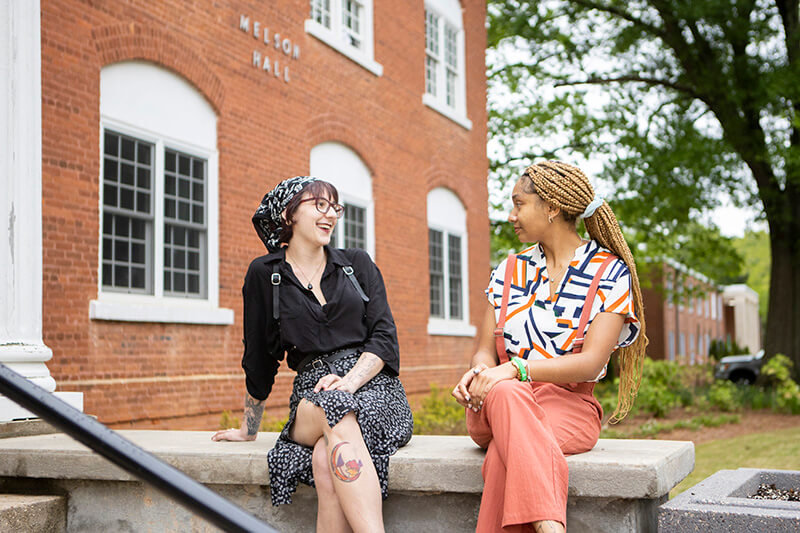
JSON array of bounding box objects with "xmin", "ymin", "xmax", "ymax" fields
[
  {"xmin": 452, "ymin": 161, "xmax": 646, "ymax": 533},
  {"xmin": 212, "ymin": 176, "xmax": 412, "ymax": 533}
]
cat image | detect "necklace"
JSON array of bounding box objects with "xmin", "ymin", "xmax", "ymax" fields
[{"xmin": 287, "ymin": 252, "xmax": 326, "ymax": 290}]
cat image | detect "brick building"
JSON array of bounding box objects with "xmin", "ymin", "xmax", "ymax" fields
[
  {"xmin": 642, "ymin": 260, "xmax": 727, "ymax": 364},
  {"xmin": 19, "ymin": 0, "xmax": 489, "ymax": 428}
]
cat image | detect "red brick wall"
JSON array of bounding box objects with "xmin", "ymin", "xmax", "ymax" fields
[
  {"xmin": 40, "ymin": 0, "xmax": 488, "ymax": 428},
  {"xmin": 642, "ymin": 264, "xmax": 725, "ymax": 364}
]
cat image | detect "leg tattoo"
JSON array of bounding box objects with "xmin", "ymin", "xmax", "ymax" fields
[{"xmin": 329, "ymin": 441, "xmax": 363, "ymax": 482}]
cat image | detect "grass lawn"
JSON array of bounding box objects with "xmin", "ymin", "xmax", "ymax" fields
[{"xmin": 672, "ymin": 426, "xmax": 800, "ymax": 497}]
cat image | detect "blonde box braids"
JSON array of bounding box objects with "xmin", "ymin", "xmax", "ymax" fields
[{"xmin": 523, "ymin": 160, "xmax": 648, "ymax": 422}]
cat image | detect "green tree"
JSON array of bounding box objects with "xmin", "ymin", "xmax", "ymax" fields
[
  {"xmin": 732, "ymin": 229, "xmax": 771, "ymax": 323},
  {"xmin": 488, "ymin": 0, "xmax": 799, "ymax": 375}
]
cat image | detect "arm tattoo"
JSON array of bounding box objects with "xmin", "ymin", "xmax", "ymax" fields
[
  {"xmin": 339, "ymin": 352, "xmax": 383, "ymax": 391},
  {"xmin": 329, "ymin": 441, "xmax": 363, "ymax": 482},
  {"xmin": 244, "ymin": 395, "xmax": 265, "ymax": 436}
]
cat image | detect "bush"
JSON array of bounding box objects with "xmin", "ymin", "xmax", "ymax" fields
[
  {"xmin": 412, "ymin": 385, "xmax": 467, "ymax": 435},
  {"xmin": 633, "ymin": 358, "xmax": 691, "ymax": 417},
  {"xmin": 706, "ymin": 380, "xmax": 741, "ymax": 412}
]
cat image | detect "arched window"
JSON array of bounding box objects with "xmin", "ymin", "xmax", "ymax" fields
[
  {"xmin": 309, "ymin": 142, "xmax": 374, "ymax": 258},
  {"xmin": 90, "ymin": 61, "xmax": 231, "ymax": 324},
  {"xmin": 423, "ymin": 0, "xmax": 471, "ymax": 129},
  {"xmin": 427, "ymin": 187, "xmax": 474, "ymax": 336}
]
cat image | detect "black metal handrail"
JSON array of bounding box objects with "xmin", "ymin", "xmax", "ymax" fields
[{"xmin": 0, "ymin": 364, "xmax": 278, "ymax": 533}]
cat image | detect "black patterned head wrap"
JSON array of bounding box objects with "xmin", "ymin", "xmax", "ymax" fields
[{"xmin": 252, "ymin": 176, "xmax": 318, "ymax": 252}]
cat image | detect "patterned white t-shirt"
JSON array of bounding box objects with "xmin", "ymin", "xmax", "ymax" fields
[{"xmin": 486, "ymin": 240, "xmax": 640, "ymax": 381}]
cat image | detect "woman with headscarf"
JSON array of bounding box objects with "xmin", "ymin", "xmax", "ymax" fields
[
  {"xmin": 213, "ymin": 176, "xmax": 412, "ymax": 533},
  {"xmin": 452, "ymin": 161, "xmax": 647, "ymax": 533}
]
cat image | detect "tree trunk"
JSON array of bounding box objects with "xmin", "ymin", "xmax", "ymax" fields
[{"xmin": 763, "ymin": 212, "xmax": 800, "ymax": 380}]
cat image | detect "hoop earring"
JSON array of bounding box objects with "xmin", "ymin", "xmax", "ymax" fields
[{"xmin": 548, "ymin": 216, "xmax": 553, "ymax": 224}]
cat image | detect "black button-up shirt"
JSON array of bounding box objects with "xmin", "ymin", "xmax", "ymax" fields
[{"xmin": 241, "ymin": 246, "xmax": 400, "ymax": 401}]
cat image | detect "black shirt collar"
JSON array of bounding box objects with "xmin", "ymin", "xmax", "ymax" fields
[{"xmin": 261, "ymin": 245, "xmax": 351, "ymax": 267}]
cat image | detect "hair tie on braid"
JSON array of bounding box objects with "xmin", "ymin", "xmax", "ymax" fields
[{"xmin": 581, "ymin": 195, "xmax": 604, "ymax": 218}]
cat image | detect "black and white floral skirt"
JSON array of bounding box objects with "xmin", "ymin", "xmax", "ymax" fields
[{"xmin": 267, "ymin": 352, "xmax": 413, "ymax": 506}]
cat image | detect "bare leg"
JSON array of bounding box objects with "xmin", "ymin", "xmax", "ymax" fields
[
  {"xmin": 533, "ymin": 520, "xmax": 565, "ymax": 533},
  {"xmin": 291, "ymin": 400, "xmax": 384, "ymax": 533},
  {"xmin": 312, "ymin": 437, "xmax": 352, "ymax": 533}
]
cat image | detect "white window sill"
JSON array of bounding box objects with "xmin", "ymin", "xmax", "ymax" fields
[
  {"xmin": 422, "ymin": 93, "xmax": 472, "ymax": 130},
  {"xmin": 90, "ymin": 297, "xmax": 234, "ymax": 325},
  {"xmin": 428, "ymin": 318, "xmax": 477, "ymax": 337},
  {"xmin": 305, "ymin": 20, "xmax": 383, "ymax": 77}
]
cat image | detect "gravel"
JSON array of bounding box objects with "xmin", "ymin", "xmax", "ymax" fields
[{"xmin": 750, "ymin": 483, "xmax": 800, "ymax": 501}]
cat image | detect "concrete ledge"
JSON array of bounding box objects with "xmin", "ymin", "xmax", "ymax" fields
[
  {"xmin": 0, "ymin": 431, "xmax": 694, "ymax": 532},
  {"xmin": 0, "ymin": 494, "xmax": 66, "ymax": 533}
]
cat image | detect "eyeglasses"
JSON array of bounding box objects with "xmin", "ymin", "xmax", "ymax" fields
[{"xmin": 298, "ymin": 197, "xmax": 345, "ymax": 218}]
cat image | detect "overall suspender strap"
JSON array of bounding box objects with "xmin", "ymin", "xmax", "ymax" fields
[
  {"xmin": 271, "ymin": 264, "xmax": 281, "ymax": 320},
  {"xmin": 495, "ymin": 253, "xmax": 517, "ymax": 364},
  {"xmin": 572, "ymin": 255, "xmax": 617, "ymax": 354},
  {"xmin": 343, "ymin": 265, "xmax": 369, "ymax": 302}
]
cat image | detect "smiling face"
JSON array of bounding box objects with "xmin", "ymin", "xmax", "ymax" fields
[
  {"xmin": 508, "ymin": 178, "xmax": 555, "ymax": 244},
  {"xmin": 285, "ymin": 191, "xmax": 338, "ymax": 248}
]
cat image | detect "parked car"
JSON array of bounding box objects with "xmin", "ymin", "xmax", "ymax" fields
[{"xmin": 714, "ymin": 349, "xmax": 765, "ymax": 385}]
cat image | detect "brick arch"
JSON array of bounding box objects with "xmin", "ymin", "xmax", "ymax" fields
[
  {"xmin": 91, "ymin": 23, "xmax": 225, "ymax": 114},
  {"xmin": 304, "ymin": 114, "xmax": 377, "ymax": 176},
  {"xmin": 424, "ymin": 167, "xmax": 470, "ymax": 210}
]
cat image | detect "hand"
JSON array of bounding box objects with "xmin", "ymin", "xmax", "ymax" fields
[
  {"xmin": 314, "ymin": 373, "xmax": 345, "ymax": 393},
  {"xmin": 467, "ymin": 362, "xmax": 518, "ymax": 409},
  {"xmin": 452, "ymin": 363, "xmax": 489, "ymax": 411},
  {"xmin": 211, "ymin": 427, "xmax": 255, "ymax": 442}
]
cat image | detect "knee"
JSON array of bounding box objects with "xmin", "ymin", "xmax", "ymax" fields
[
  {"xmin": 486, "ymin": 379, "xmax": 524, "ymax": 406},
  {"xmin": 297, "ymin": 399, "xmax": 327, "ymax": 427},
  {"xmin": 312, "ymin": 439, "xmax": 335, "ymax": 494},
  {"xmin": 330, "ymin": 411, "xmax": 359, "ymax": 437}
]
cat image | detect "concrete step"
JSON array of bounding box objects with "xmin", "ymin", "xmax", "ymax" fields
[{"xmin": 0, "ymin": 494, "xmax": 66, "ymax": 533}]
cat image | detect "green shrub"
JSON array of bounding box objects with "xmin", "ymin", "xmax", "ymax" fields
[
  {"xmin": 412, "ymin": 385, "xmax": 467, "ymax": 435},
  {"xmin": 706, "ymin": 380, "xmax": 741, "ymax": 412},
  {"xmin": 633, "ymin": 358, "xmax": 690, "ymax": 418},
  {"xmin": 761, "ymin": 354, "xmax": 795, "ymax": 387}
]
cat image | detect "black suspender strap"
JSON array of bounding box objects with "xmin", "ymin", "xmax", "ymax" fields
[
  {"xmin": 271, "ymin": 264, "xmax": 281, "ymax": 320},
  {"xmin": 342, "ymin": 265, "xmax": 369, "ymax": 302}
]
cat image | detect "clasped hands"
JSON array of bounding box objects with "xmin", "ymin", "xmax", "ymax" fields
[
  {"xmin": 451, "ymin": 362, "xmax": 517, "ymax": 412},
  {"xmin": 313, "ymin": 373, "xmax": 357, "ymax": 394}
]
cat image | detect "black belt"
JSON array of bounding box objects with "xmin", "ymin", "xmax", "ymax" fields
[{"xmin": 296, "ymin": 346, "xmax": 362, "ymax": 376}]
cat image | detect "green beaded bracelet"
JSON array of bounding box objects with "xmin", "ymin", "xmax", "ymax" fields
[{"xmin": 510, "ymin": 357, "xmax": 528, "ymax": 382}]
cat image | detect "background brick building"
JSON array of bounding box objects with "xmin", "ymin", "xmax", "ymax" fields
[
  {"xmin": 641, "ymin": 260, "xmax": 761, "ymax": 364},
  {"xmin": 36, "ymin": 0, "xmax": 489, "ymax": 428}
]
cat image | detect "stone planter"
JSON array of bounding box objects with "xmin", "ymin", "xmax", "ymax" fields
[{"xmin": 659, "ymin": 468, "xmax": 800, "ymax": 532}]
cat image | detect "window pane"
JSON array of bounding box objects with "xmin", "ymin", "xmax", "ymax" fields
[
  {"xmin": 429, "ymin": 229, "xmax": 444, "ymax": 318},
  {"xmin": 344, "ymin": 204, "xmax": 366, "ymax": 249},
  {"xmin": 445, "ymin": 24, "xmax": 457, "ymax": 69},
  {"xmin": 311, "ymin": 0, "xmax": 332, "ymax": 28},
  {"xmin": 425, "ymin": 10, "xmax": 439, "ymax": 55},
  {"xmin": 101, "ymin": 131, "xmax": 154, "ymax": 295},
  {"xmin": 425, "ymin": 56, "xmax": 438, "ymax": 96},
  {"xmin": 104, "ymin": 131, "xmax": 118, "ymax": 157},
  {"xmin": 448, "ymin": 234, "xmax": 463, "ymax": 319}
]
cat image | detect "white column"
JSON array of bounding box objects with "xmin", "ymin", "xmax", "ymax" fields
[{"xmin": 0, "ymin": 0, "xmax": 82, "ymax": 420}]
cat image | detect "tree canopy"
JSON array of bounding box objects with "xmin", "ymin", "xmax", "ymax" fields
[{"xmin": 487, "ymin": 0, "xmax": 799, "ymax": 372}]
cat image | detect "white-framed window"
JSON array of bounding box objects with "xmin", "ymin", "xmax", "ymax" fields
[
  {"xmin": 679, "ymin": 332, "xmax": 685, "ymax": 357},
  {"xmin": 711, "ymin": 292, "xmax": 717, "ymax": 319},
  {"xmin": 309, "ymin": 142, "xmax": 375, "ymax": 257},
  {"xmin": 427, "ymin": 188, "xmax": 474, "ymax": 336},
  {"xmin": 90, "ymin": 61, "xmax": 232, "ymax": 325},
  {"xmin": 305, "ymin": 0, "xmax": 382, "ymax": 76},
  {"xmin": 423, "ymin": 0, "xmax": 471, "ymax": 129},
  {"xmin": 689, "ymin": 333, "xmax": 695, "ymax": 364}
]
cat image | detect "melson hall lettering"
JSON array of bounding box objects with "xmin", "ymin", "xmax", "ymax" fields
[{"xmin": 239, "ymin": 15, "xmax": 300, "ymax": 83}]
